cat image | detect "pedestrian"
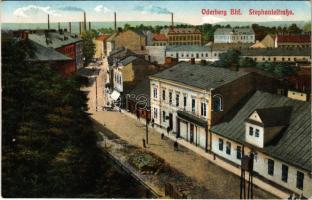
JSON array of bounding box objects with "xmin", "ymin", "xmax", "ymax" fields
[
  {"xmin": 161, "ymin": 133, "xmax": 164, "ymax": 140},
  {"xmin": 174, "ymin": 141, "xmax": 178, "ymax": 151},
  {"xmin": 167, "ymin": 126, "xmax": 170, "ymax": 135},
  {"xmin": 142, "ymin": 139, "xmax": 146, "ymax": 148}
]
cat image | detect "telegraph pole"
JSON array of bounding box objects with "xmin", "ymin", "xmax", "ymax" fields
[
  {"xmin": 145, "ymin": 117, "xmax": 149, "ymax": 144},
  {"xmin": 95, "ymin": 77, "xmax": 98, "ymax": 111}
]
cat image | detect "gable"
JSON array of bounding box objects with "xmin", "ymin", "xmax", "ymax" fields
[{"xmin": 248, "ymin": 111, "xmax": 262, "ymax": 123}]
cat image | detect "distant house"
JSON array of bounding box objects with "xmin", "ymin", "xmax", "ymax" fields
[
  {"xmin": 214, "ymin": 28, "xmax": 255, "ymax": 43},
  {"xmin": 94, "ymin": 34, "xmax": 110, "ymax": 60},
  {"xmin": 160, "ymin": 27, "xmax": 202, "ymax": 45},
  {"xmin": 152, "ymin": 33, "xmax": 168, "ymax": 46},
  {"xmin": 211, "ymin": 91, "xmax": 312, "ymax": 198},
  {"xmin": 275, "ymin": 34, "xmax": 311, "ymax": 48},
  {"xmin": 28, "ymin": 29, "xmax": 83, "ymax": 74}
]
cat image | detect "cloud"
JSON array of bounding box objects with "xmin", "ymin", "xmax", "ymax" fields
[
  {"xmin": 13, "ymin": 5, "xmax": 61, "ymax": 17},
  {"xmin": 134, "ymin": 5, "xmax": 171, "ymax": 15},
  {"xmin": 267, "ymin": 15, "xmax": 283, "ymax": 21},
  {"xmin": 201, "ymin": 16, "xmax": 226, "ymax": 24},
  {"xmin": 59, "ymin": 6, "xmax": 85, "ymax": 12},
  {"xmin": 94, "ymin": 5, "xmax": 111, "ymax": 13}
]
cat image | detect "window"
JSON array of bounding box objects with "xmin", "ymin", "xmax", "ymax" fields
[
  {"xmin": 226, "ymin": 142, "xmax": 231, "ymax": 155},
  {"xmin": 153, "ymin": 88, "xmax": 157, "ymax": 99},
  {"xmin": 268, "ymin": 159, "xmax": 274, "ymax": 176},
  {"xmin": 296, "ymin": 171, "xmax": 304, "ymax": 190},
  {"xmin": 249, "ymin": 127, "xmax": 254, "ymax": 136},
  {"xmin": 162, "ymin": 111, "xmax": 166, "ymax": 122},
  {"xmin": 183, "ymin": 96, "xmax": 187, "ymax": 108},
  {"xmin": 255, "ymin": 129, "xmax": 259, "ymax": 137},
  {"xmin": 219, "ymin": 138, "xmax": 223, "ymax": 151},
  {"xmin": 191, "ymin": 98, "xmax": 196, "ymax": 112},
  {"xmin": 153, "ymin": 108, "xmax": 158, "ymax": 119},
  {"xmin": 237, "ymin": 146, "xmax": 242, "ymax": 159},
  {"xmin": 176, "ymin": 94, "xmax": 180, "ymax": 107},
  {"xmin": 201, "ymin": 102, "xmax": 207, "ymax": 117},
  {"xmin": 212, "ymin": 95, "xmax": 223, "ymax": 111},
  {"xmin": 169, "ymin": 92, "xmax": 172, "ymax": 105},
  {"xmin": 162, "ymin": 90, "xmax": 166, "ymax": 101},
  {"xmin": 282, "ymin": 165, "xmax": 288, "ymax": 182}
]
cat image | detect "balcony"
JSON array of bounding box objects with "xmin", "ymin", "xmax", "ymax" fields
[{"xmin": 177, "ymin": 109, "xmax": 207, "ymax": 127}]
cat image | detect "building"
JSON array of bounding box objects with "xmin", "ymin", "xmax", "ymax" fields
[
  {"xmin": 152, "ymin": 33, "xmax": 168, "ymax": 46},
  {"xmin": 28, "ymin": 29, "xmax": 83, "ymax": 74},
  {"xmin": 149, "ymin": 62, "xmax": 279, "ymax": 150},
  {"xmin": 240, "ymin": 48, "xmax": 311, "ymax": 63},
  {"xmin": 214, "ymin": 27, "xmax": 255, "ymax": 43},
  {"xmin": 275, "ymin": 34, "xmax": 311, "ymax": 48},
  {"xmin": 146, "ymin": 46, "xmax": 166, "ymax": 65},
  {"xmin": 94, "ymin": 34, "xmax": 110, "ymax": 60},
  {"xmin": 250, "ymin": 34, "xmax": 275, "ymax": 48},
  {"xmin": 160, "ymin": 27, "xmax": 202, "ymax": 46},
  {"xmin": 211, "ymin": 91, "xmax": 312, "ymax": 198}
]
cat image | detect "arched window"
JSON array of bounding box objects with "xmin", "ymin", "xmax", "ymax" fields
[{"xmin": 213, "ymin": 94, "xmax": 223, "ymax": 112}]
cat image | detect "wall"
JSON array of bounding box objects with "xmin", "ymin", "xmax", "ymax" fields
[
  {"xmin": 146, "ymin": 46, "xmax": 166, "ymax": 64},
  {"xmin": 245, "ymin": 122, "xmax": 264, "ymax": 148},
  {"xmin": 114, "ymin": 30, "xmax": 146, "ymax": 52},
  {"xmin": 287, "ymin": 90, "xmax": 308, "ymax": 102}
]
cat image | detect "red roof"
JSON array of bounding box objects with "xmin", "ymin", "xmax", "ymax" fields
[
  {"xmin": 153, "ymin": 34, "xmax": 167, "ymax": 41},
  {"xmin": 96, "ymin": 34, "xmax": 110, "ymax": 41},
  {"xmin": 277, "ymin": 35, "xmax": 310, "ymax": 43}
]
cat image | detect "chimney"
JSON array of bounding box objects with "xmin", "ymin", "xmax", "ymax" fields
[
  {"xmin": 68, "ymin": 22, "xmax": 72, "ymax": 33},
  {"xmin": 79, "ymin": 21, "xmax": 82, "ymax": 35},
  {"xmin": 58, "ymin": 22, "xmax": 60, "ymax": 31},
  {"xmin": 171, "ymin": 12, "xmax": 174, "ymax": 28},
  {"xmin": 89, "ymin": 21, "xmax": 91, "ymax": 31},
  {"xmin": 48, "ymin": 14, "xmax": 50, "ymax": 30},
  {"xmin": 114, "ymin": 12, "xmax": 117, "ymax": 31},
  {"xmin": 83, "ymin": 12, "xmax": 87, "ymax": 32}
]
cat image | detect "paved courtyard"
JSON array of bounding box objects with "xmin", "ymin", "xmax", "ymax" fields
[{"xmin": 91, "ymin": 111, "xmax": 276, "ymax": 199}]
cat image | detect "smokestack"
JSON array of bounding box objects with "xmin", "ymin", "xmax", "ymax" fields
[
  {"xmin": 83, "ymin": 12, "xmax": 87, "ymax": 32},
  {"xmin": 171, "ymin": 12, "xmax": 174, "ymax": 28},
  {"xmin": 68, "ymin": 22, "xmax": 72, "ymax": 33},
  {"xmin": 114, "ymin": 12, "xmax": 117, "ymax": 31},
  {"xmin": 79, "ymin": 21, "xmax": 82, "ymax": 35},
  {"xmin": 48, "ymin": 14, "xmax": 50, "ymax": 30},
  {"xmin": 58, "ymin": 22, "xmax": 61, "ymax": 31},
  {"xmin": 89, "ymin": 21, "xmax": 91, "ymax": 31}
]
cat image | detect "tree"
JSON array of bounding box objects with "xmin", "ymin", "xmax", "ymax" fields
[
  {"xmin": 303, "ymin": 22, "xmax": 311, "ymax": 32},
  {"xmin": 214, "ymin": 49, "xmax": 241, "ymax": 70},
  {"xmin": 287, "ymin": 23, "xmax": 302, "ymax": 34},
  {"xmin": 124, "ymin": 23, "xmax": 132, "ymax": 31},
  {"xmin": 239, "ymin": 57, "xmax": 257, "ymax": 68},
  {"xmin": 82, "ymin": 31, "xmax": 96, "ymax": 66}
]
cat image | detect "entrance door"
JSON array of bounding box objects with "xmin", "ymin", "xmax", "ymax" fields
[
  {"xmin": 169, "ymin": 113, "xmax": 173, "ymax": 130},
  {"xmin": 180, "ymin": 121, "xmax": 187, "ymax": 139},
  {"xmin": 190, "ymin": 124, "xmax": 194, "ymax": 143}
]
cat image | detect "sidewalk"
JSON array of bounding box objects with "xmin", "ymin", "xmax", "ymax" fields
[{"xmin": 91, "ymin": 111, "xmax": 277, "ymax": 199}]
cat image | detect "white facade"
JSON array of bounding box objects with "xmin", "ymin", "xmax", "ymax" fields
[
  {"xmin": 150, "ymin": 78, "xmax": 210, "ymax": 149},
  {"xmin": 113, "ymin": 67, "xmax": 123, "ymax": 92},
  {"xmin": 165, "ymin": 49, "xmax": 221, "ymax": 62},
  {"xmin": 214, "ymin": 28, "xmax": 255, "ymax": 43}
]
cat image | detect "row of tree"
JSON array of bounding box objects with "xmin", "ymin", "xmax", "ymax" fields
[{"xmin": 214, "ymin": 49, "xmax": 297, "ymax": 78}]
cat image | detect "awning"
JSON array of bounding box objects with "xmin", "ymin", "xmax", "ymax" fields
[
  {"xmin": 110, "ymin": 90, "xmax": 120, "ymax": 101},
  {"xmin": 177, "ymin": 110, "xmax": 207, "ymax": 127}
]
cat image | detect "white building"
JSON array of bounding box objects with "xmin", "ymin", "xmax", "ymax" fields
[
  {"xmin": 211, "ymin": 91, "xmax": 312, "ymax": 198},
  {"xmin": 214, "ymin": 28, "xmax": 255, "ymax": 43}
]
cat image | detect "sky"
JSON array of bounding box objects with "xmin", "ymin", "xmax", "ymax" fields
[{"xmin": 1, "ymin": 1, "xmax": 311, "ymax": 25}]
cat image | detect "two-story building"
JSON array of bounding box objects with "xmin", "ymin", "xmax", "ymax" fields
[
  {"xmin": 160, "ymin": 27, "xmax": 202, "ymax": 46},
  {"xmin": 152, "ymin": 33, "xmax": 168, "ymax": 46},
  {"xmin": 211, "ymin": 91, "xmax": 312, "ymax": 198},
  {"xmin": 214, "ymin": 27, "xmax": 255, "ymax": 43},
  {"xmin": 149, "ymin": 62, "xmax": 279, "ymax": 150}
]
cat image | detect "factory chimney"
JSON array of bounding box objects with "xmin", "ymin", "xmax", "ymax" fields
[
  {"xmin": 79, "ymin": 21, "xmax": 82, "ymax": 35},
  {"xmin": 114, "ymin": 12, "xmax": 117, "ymax": 32},
  {"xmin": 83, "ymin": 12, "xmax": 87, "ymax": 32},
  {"xmin": 171, "ymin": 12, "xmax": 174, "ymax": 28},
  {"xmin": 47, "ymin": 14, "xmax": 50, "ymax": 30},
  {"xmin": 68, "ymin": 22, "xmax": 72, "ymax": 33},
  {"xmin": 89, "ymin": 21, "xmax": 91, "ymax": 31},
  {"xmin": 58, "ymin": 22, "xmax": 61, "ymax": 31}
]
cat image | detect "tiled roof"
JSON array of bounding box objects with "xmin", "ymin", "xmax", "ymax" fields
[
  {"xmin": 277, "ymin": 34, "xmax": 311, "ymax": 43},
  {"xmin": 211, "ymin": 91, "xmax": 311, "ymax": 171},
  {"xmin": 166, "ymin": 45, "xmax": 209, "ymax": 52},
  {"xmin": 167, "ymin": 27, "xmax": 201, "ymax": 34},
  {"xmin": 119, "ymin": 56, "xmax": 137, "ymax": 66},
  {"xmin": 209, "ymin": 43, "xmax": 253, "ymax": 51},
  {"xmin": 150, "ymin": 62, "xmax": 249, "ymax": 90},
  {"xmin": 240, "ymin": 48, "xmax": 311, "ymax": 56},
  {"xmin": 153, "ymin": 33, "xmax": 168, "ymax": 41},
  {"xmin": 96, "ymin": 34, "xmax": 110, "ymax": 41},
  {"xmin": 27, "ymin": 40, "xmax": 72, "ymax": 62},
  {"xmin": 253, "ymin": 106, "xmax": 292, "ymax": 127},
  {"xmin": 29, "ymin": 31, "xmax": 82, "ymax": 49}
]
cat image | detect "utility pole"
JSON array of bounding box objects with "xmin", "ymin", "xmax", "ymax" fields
[
  {"xmin": 95, "ymin": 77, "xmax": 98, "ymax": 111},
  {"xmin": 145, "ymin": 117, "xmax": 149, "ymax": 144}
]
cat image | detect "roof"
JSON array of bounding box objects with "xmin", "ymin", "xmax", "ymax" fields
[
  {"xmin": 96, "ymin": 34, "xmax": 110, "ymax": 41},
  {"xmin": 162, "ymin": 27, "xmax": 201, "ymax": 34},
  {"xmin": 214, "ymin": 28, "xmax": 254, "ymax": 35},
  {"xmin": 240, "ymin": 48, "xmax": 311, "ymax": 56},
  {"xmin": 251, "ymin": 106, "xmax": 292, "ymax": 127},
  {"xmin": 150, "ymin": 62, "xmax": 249, "ymax": 90},
  {"xmin": 211, "ymin": 91, "xmax": 311, "ymax": 171},
  {"xmin": 153, "ymin": 33, "xmax": 168, "ymax": 41},
  {"xmin": 119, "ymin": 55, "xmax": 138, "ymax": 66},
  {"xmin": 27, "ymin": 40, "xmax": 72, "ymax": 62},
  {"xmin": 28, "ymin": 31, "xmax": 82, "ymax": 49},
  {"xmin": 277, "ymin": 34, "xmax": 311, "ymax": 43},
  {"xmin": 166, "ymin": 45, "xmax": 209, "ymax": 52},
  {"xmin": 209, "ymin": 43, "xmax": 253, "ymax": 51}
]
